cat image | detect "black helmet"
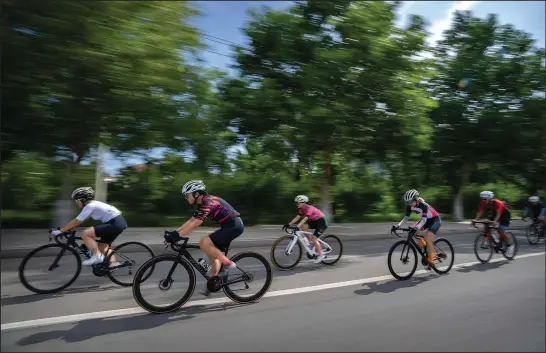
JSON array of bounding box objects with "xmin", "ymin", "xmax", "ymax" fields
[{"xmin": 71, "ymin": 187, "xmax": 94, "ymax": 201}]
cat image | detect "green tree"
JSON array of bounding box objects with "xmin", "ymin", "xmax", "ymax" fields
[{"xmin": 218, "ymin": 1, "xmax": 435, "ymax": 221}]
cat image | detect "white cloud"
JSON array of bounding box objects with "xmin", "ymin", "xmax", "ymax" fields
[{"xmin": 427, "ymin": 1, "xmax": 480, "ymax": 45}]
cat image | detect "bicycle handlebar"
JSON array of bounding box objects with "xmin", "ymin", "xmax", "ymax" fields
[
  {"xmin": 390, "ymin": 225, "xmax": 413, "ymax": 238},
  {"xmin": 48, "ymin": 229, "xmax": 77, "ymax": 245},
  {"xmin": 471, "ymin": 220, "xmax": 497, "ymax": 229}
]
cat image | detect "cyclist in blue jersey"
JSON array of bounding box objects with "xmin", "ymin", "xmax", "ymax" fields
[
  {"xmin": 393, "ymin": 189, "xmax": 441, "ymax": 266},
  {"xmin": 523, "ymin": 196, "xmax": 545, "ymax": 237},
  {"xmin": 164, "ymin": 180, "xmax": 243, "ymax": 296}
]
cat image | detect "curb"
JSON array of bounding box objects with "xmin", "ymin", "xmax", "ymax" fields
[{"xmin": 1, "ymin": 227, "xmax": 526, "ymax": 259}]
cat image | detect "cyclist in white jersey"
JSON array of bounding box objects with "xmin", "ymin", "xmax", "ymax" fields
[
  {"xmin": 49, "ymin": 187, "xmax": 128, "ymax": 266},
  {"xmin": 394, "ymin": 189, "xmax": 442, "ymax": 266}
]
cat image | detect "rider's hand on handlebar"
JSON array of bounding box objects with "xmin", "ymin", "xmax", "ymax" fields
[
  {"xmin": 164, "ymin": 230, "xmax": 181, "ymax": 243},
  {"xmin": 50, "ymin": 229, "xmax": 62, "ymax": 237},
  {"xmin": 408, "ymin": 227, "xmax": 417, "ymax": 235}
]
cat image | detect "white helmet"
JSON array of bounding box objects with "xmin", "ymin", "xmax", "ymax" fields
[
  {"xmin": 479, "ymin": 191, "xmax": 494, "ymax": 199},
  {"xmin": 404, "ymin": 189, "xmax": 419, "ymax": 202},
  {"xmin": 71, "ymin": 187, "xmax": 94, "ymax": 201},
  {"xmin": 294, "ymin": 195, "xmax": 309, "ymax": 203},
  {"xmin": 181, "ymin": 180, "xmax": 205, "ymax": 194},
  {"xmin": 529, "ymin": 196, "xmax": 540, "ymax": 203}
]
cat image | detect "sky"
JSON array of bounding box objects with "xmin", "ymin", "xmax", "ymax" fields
[{"xmin": 98, "ymin": 1, "xmax": 545, "ymax": 175}]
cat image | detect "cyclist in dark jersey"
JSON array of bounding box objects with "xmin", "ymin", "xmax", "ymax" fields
[
  {"xmin": 523, "ymin": 196, "xmax": 545, "ymax": 237},
  {"xmin": 394, "ymin": 189, "xmax": 441, "ymax": 266},
  {"xmin": 472, "ymin": 190, "xmax": 515, "ymax": 256},
  {"xmin": 164, "ymin": 180, "xmax": 243, "ymax": 296}
]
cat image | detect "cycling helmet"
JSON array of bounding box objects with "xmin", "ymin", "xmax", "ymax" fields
[
  {"xmin": 529, "ymin": 196, "xmax": 540, "ymax": 203},
  {"xmin": 479, "ymin": 191, "xmax": 494, "ymax": 199},
  {"xmin": 294, "ymin": 195, "xmax": 309, "ymax": 203},
  {"xmin": 71, "ymin": 187, "xmax": 94, "ymax": 201},
  {"xmin": 181, "ymin": 180, "xmax": 205, "ymax": 194},
  {"xmin": 404, "ymin": 189, "xmax": 419, "ymax": 202}
]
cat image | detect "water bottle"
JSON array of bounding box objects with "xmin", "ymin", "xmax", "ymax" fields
[{"xmin": 197, "ymin": 258, "xmax": 211, "ymax": 272}]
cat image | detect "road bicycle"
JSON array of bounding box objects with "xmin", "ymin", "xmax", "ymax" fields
[
  {"xmin": 387, "ymin": 226, "xmax": 454, "ymax": 280},
  {"xmin": 524, "ymin": 217, "xmax": 545, "ymax": 245},
  {"xmin": 269, "ymin": 225, "xmax": 343, "ymax": 270},
  {"xmin": 472, "ymin": 220, "xmax": 517, "ymax": 263},
  {"xmin": 18, "ymin": 229, "xmax": 155, "ymax": 294},
  {"xmin": 132, "ymin": 231, "xmax": 273, "ymax": 314}
]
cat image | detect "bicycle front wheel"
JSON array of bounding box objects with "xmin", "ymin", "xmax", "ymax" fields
[
  {"xmin": 387, "ymin": 240, "xmax": 418, "ymax": 280},
  {"xmin": 473, "ymin": 234, "xmax": 493, "ymax": 263},
  {"xmin": 223, "ymin": 251, "xmax": 272, "ymax": 304},
  {"xmin": 106, "ymin": 241, "xmax": 155, "ymax": 287},
  {"xmin": 430, "ymin": 238, "xmax": 454, "ymax": 275},
  {"xmin": 526, "ymin": 224, "xmax": 539, "ymax": 245},
  {"xmin": 18, "ymin": 244, "xmax": 82, "ymax": 294},
  {"xmin": 132, "ymin": 254, "xmax": 196, "ymax": 314},
  {"xmin": 270, "ymin": 235, "xmax": 302, "ymax": 270}
]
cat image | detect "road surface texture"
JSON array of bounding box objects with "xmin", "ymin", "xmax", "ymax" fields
[{"xmin": 1, "ymin": 228, "xmax": 544, "ymax": 352}]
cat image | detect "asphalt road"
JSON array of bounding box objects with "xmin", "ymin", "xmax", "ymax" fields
[{"xmin": 1, "ymin": 230, "xmax": 544, "ymax": 352}]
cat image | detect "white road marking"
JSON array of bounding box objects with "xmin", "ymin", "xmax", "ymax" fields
[{"xmin": 1, "ymin": 251, "xmax": 543, "ymax": 332}]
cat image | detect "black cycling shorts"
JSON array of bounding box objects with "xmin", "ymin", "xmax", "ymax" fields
[
  {"xmin": 307, "ymin": 217, "xmax": 329, "ymax": 238},
  {"xmin": 94, "ymin": 215, "xmax": 128, "ymax": 244},
  {"xmin": 209, "ymin": 217, "xmax": 244, "ymax": 251}
]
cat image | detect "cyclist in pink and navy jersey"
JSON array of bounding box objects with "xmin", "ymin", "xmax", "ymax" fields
[
  {"xmin": 285, "ymin": 195, "xmax": 329, "ymax": 263},
  {"xmin": 164, "ymin": 180, "xmax": 243, "ymax": 296},
  {"xmin": 394, "ymin": 189, "xmax": 442, "ymax": 265}
]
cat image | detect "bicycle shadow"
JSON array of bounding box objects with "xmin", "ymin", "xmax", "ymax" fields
[
  {"xmin": 455, "ymin": 260, "xmax": 508, "ymax": 273},
  {"xmin": 353, "ymin": 272, "xmax": 436, "ymax": 296},
  {"xmin": 1, "ymin": 284, "xmax": 120, "ymax": 306},
  {"xmin": 17, "ymin": 302, "xmax": 245, "ymax": 346}
]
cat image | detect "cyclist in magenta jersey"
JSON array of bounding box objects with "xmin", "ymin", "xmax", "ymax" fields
[
  {"xmin": 164, "ymin": 180, "xmax": 243, "ymax": 296},
  {"xmin": 394, "ymin": 189, "xmax": 442, "ymax": 266},
  {"xmin": 285, "ymin": 195, "xmax": 329, "ymax": 263}
]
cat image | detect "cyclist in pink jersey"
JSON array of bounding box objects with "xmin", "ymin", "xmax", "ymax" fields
[
  {"xmin": 285, "ymin": 195, "xmax": 329, "ymax": 263},
  {"xmin": 393, "ymin": 189, "xmax": 442, "ymax": 265}
]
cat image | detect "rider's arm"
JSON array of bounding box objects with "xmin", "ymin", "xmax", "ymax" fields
[
  {"xmin": 522, "ymin": 206, "xmax": 528, "ymax": 218},
  {"xmin": 474, "ymin": 202, "xmax": 485, "ymax": 220},
  {"xmin": 397, "ymin": 205, "xmax": 411, "ymax": 227},
  {"xmin": 59, "ymin": 218, "xmax": 84, "ymax": 233},
  {"xmin": 288, "ymin": 215, "xmax": 301, "ymax": 225},
  {"xmin": 176, "ymin": 217, "xmax": 203, "ymax": 236},
  {"xmin": 492, "ymin": 201, "xmax": 503, "ymax": 223},
  {"xmin": 58, "ymin": 204, "xmax": 92, "ymax": 232},
  {"xmin": 297, "ymin": 216, "xmax": 309, "ymax": 229},
  {"xmin": 413, "ymin": 204, "xmax": 428, "ymax": 230}
]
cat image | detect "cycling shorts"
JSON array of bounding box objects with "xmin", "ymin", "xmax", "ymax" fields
[
  {"xmin": 209, "ymin": 216, "xmax": 244, "ymax": 251},
  {"xmin": 487, "ymin": 210, "xmax": 511, "ymax": 230},
  {"xmin": 421, "ymin": 215, "xmax": 441, "ymax": 234},
  {"xmin": 307, "ymin": 217, "xmax": 328, "ymax": 238},
  {"xmin": 94, "ymin": 215, "xmax": 128, "ymax": 244}
]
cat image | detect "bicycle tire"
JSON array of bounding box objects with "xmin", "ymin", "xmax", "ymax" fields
[
  {"xmin": 473, "ymin": 234, "xmax": 493, "ymax": 264},
  {"xmin": 270, "ymin": 235, "xmax": 302, "ymax": 270},
  {"xmin": 430, "ymin": 238, "xmax": 454, "ymax": 275},
  {"xmin": 387, "ymin": 240, "xmax": 418, "ymax": 280},
  {"xmin": 526, "ymin": 224, "xmax": 539, "ymax": 245},
  {"xmin": 18, "ymin": 244, "xmax": 82, "ymax": 294},
  {"xmin": 502, "ymin": 231, "xmax": 517, "ymax": 260},
  {"xmin": 132, "ymin": 254, "xmax": 196, "ymax": 314},
  {"xmin": 319, "ymin": 234, "xmax": 343, "ymax": 266},
  {"xmin": 106, "ymin": 241, "xmax": 155, "ymax": 287},
  {"xmin": 223, "ymin": 251, "xmax": 273, "ymax": 304}
]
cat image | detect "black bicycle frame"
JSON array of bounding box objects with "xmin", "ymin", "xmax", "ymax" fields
[{"xmin": 166, "ymin": 237, "xmax": 247, "ymax": 287}]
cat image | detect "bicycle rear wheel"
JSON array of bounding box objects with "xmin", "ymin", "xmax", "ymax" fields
[
  {"xmin": 430, "ymin": 238, "xmax": 454, "ymax": 275},
  {"xmin": 319, "ymin": 234, "xmax": 343, "ymax": 266},
  {"xmin": 18, "ymin": 244, "xmax": 81, "ymax": 294},
  {"xmin": 106, "ymin": 241, "xmax": 155, "ymax": 286},
  {"xmin": 473, "ymin": 234, "xmax": 493, "ymax": 263},
  {"xmin": 526, "ymin": 224, "xmax": 539, "ymax": 245},
  {"xmin": 387, "ymin": 240, "xmax": 418, "ymax": 280},
  {"xmin": 223, "ymin": 251, "xmax": 272, "ymax": 304},
  {"xmin": 132, "ymin": 254, "xmax": 196, "ymax": 314}
]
